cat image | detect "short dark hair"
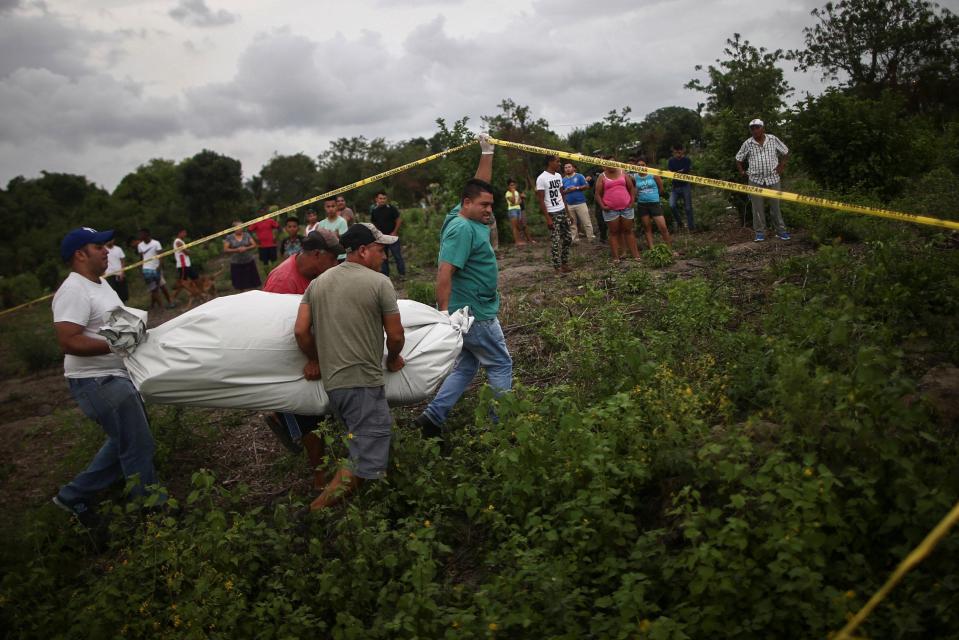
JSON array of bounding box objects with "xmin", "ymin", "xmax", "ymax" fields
[
  {"xmin": 672, "ymin": 144, "xmax": 684, "ymax": 151},
  {"xmin": 507, "ymin": 178, "xmax": 517, "ymax": 185},
  {"xmin": 461, "ymin": 178, "xmax": 494, "ymax": 202},
  {"xmin": 545, "ymin": 155, "xmax": 560, "ymax": 165},
  {"xmin": 285, "ymin": 217, "xmax": 299, "ymax": 225},
  {"xmin": 375, "ymin": 190, "xmax": 387, "ymax": 197},
  {"xmin": 139, "ymin": 228, "xmax": 150, "ymax": 234},
  {"xmin": 324, "ymin": 196, "xmax": 336, "ymax": 204}
]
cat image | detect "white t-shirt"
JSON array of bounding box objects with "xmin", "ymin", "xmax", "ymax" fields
[
  {"xmin": 305, "ymin": 222, "xmax": 321, "ymax": 235},
  {"xmin": 106, "ymin": 245, "xmax": 125, "ymax": 276},
  {"xmin": 173, "ymin": 238, "xmax": 191, "ymax": 268},
  {"xmin": 52, "ymin": 272, "xmax": 129, "ymax": 379},
  {"xmin": 137, "ymin": 239, "xmax": 162, "ymax": 270},
  {"xmin": 536, "ymin": 170, "xmax": 566, "ymax": 213}
]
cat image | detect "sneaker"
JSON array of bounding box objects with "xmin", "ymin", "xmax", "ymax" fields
[
  {"xmin": 414, "ymin": 413, "xmax": 442, "ymax": 441},
  {"xmin": 754, "ymin": 233, "xmax": 766, "ymax": 242},
  {"xmin": 265, "ymin": 413, "xmax": 302, "ymax": 454},
  {"xmin": 776, "ymin": 231, "xmax": 791, "ymax": 241},
  {"xmin": 52, "ymin": 494, "xmax": 100, "ymax": 529},
  {"xmin": 165, "ymin": 302, "xmax": 177, "ymax": 309}
]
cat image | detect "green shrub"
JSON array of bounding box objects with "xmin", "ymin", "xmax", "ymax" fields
[
  {"xmin": 9, "ymin": 326, "xmax": 62, "ymax": 374},
  {"xmin": 643, "ymin": 244, "xmax": 675, "ymax": 268},
  {"xmin": 0, "ymin": 272, "xmax": 45, "ymax": 309},
  {"xmin": 405, "ymin": 280, "xmax": 436, "ymax": 306}
]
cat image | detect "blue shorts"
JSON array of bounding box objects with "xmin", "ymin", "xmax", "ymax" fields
[
  {"xmin": 508, "ymin": 208, "xmax": 523, "ymax": 220},
  {"xmin": 602, "ymin": 208, "xmax": 635, "ymax": 222},
  {"xmin": 142, "ymin": 268, "xmax": 162, "ymax": 291}
]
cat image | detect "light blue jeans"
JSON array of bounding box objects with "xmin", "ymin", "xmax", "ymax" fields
[
  {"xmin": 57, "ymin": 376, "xmax": 158, "ymax": 508},
  {"xmin": 423, "ymin": 317, "xmax": 513, "ymax": 426}
]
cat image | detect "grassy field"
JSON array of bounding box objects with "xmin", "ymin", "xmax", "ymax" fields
[{"xmin": 1, "ymin": 198, "xmax": 958, "ymax": 639}]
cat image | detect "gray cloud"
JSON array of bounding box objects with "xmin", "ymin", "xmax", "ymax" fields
[
  {"xmin": 169, "ymin": 0, "xmax": 237, "ymax": 28},
  {"xmin": 0, "ymin": 0, "xmax": 20, "ymax": 13},
  {"xmin": 184, "ymin": 29, "xmax": 420, "ymax": 136},
  {"xmin": 0, "ymin": 67, "xmax": 181, "ymax": 148},
  {"xmin": 0, "ymin": 11, "xmax": 106, "ymax": 78}
]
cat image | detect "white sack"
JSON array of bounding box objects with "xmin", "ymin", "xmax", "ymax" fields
[{"xmin": 118, "ymin": 291, "xmax": 471, "ymax": 413}]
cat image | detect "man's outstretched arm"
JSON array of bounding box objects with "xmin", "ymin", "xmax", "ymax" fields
[{"xmin": 474, "ymin": 134, "xmax": 494, "ymax": 183}]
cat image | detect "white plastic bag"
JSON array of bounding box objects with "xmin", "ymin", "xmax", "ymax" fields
[{"xmin": 114, "ymin": 291, "xmax": 471, "ymax": 413}]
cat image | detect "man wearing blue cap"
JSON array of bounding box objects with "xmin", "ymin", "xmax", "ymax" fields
[{"xmin": 51, "ymin": 227, "xmax": 160, "ymax": 526}]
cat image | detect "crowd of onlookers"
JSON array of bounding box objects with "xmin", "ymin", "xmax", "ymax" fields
[{"xmin": 102, "ymin": 118, "xmax": 792, "ymax": 303}]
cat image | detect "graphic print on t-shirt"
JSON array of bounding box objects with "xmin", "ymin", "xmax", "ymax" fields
[
  {"xmin": 547, "ymin": 178, "xmax": 562, "ymax": 208},
  {"xmin": 536, "ymin": 171, "xmax": 566, "ymax": 213}
]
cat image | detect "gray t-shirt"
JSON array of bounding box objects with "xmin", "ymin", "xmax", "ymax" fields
[{"xmin": 301, "ymin": 261, "xmax": 399, "ymax": 391}]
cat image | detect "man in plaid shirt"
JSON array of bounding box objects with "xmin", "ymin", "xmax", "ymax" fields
[{"xmin": 736, "ymin": 119, "xmax": 791, "ymax": 242}]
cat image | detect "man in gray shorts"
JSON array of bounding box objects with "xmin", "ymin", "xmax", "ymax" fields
[{"xmin": 294, "ymin": 222, "xmax": 406, "ymax": 511}]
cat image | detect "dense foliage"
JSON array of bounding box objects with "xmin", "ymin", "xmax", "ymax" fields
[{"xmin": 2, "ymin": 219, "xmax": 957, "ymax": 639}]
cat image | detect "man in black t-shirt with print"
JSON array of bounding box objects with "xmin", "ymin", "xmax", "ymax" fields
[{"xmin": 370, "ymin": 191, "xmax": 406, "ymax": 278}]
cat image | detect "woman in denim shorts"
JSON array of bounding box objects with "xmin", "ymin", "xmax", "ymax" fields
[
  {"xmin": 594, "ymin": 159, "xmax": 640, "ymax": 262},
  {"xmin": 633, "ymin": 158, "xmax": 675, "ymax": 253}
]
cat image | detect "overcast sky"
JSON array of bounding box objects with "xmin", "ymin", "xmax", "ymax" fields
[{"xmin": 3, "ymin": 0, "xmax": 954, "ymax": 191}]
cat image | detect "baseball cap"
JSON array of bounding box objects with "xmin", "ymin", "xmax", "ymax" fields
[
  {"xmin": 301, "ymin": 229, "xmax": 344, "ymax": 254},
  {"xmin": 60, "ymin": 227, "xmax": 114, "ymax": 261},
  {"xmin": 749, "ymin": 118, "xmax": 764, "ymax": 128},
  {"xmin": 339, "ymin": 222, "xmax": 398, "ymax": 250}
]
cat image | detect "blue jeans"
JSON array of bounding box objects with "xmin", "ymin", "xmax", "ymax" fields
[
  {"xmin": 423, "ymin": 317, "xmax": 513, "ymax": 426},
  {"xmin": 58, "ymin": 376, "xmax": 158, "ymax": 508},
  {"xmin": 669, "ymin": 183, "xmax": 694, "ymax": 230},
  {"xmin": 380, "ymin": 240, "xmax": 406, "ymax": 277}
]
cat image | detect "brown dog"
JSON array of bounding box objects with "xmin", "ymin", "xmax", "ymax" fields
[{"xmin": 173, "ymin": 268, "xmax": 222, "ymax": 308}]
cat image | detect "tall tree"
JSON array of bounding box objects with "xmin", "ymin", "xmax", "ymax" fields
[
  {"xmin": 566, "ymin": 108, "xmax": 641, "ymax": 163},
  {"xmin": 177, "ymin": 150, "xmax": 246, "ymax": 236},
  {"xmin": 258, "ymin": 153, "xmax": 320, "ymax": 207},
  {"xmin": 113, "ymin": 159, "xmax": 184, "ymax": 240},
  {"xmin": 638, "ymin": 107, "xmax": 704, "ymax": 162},
  {"xmin": 687, "ymin": 34, "xmax": 793, "ymax": 121},
  {"xmin": 789, "ymin": 0, "xmax": 959, "ymax": 116}
]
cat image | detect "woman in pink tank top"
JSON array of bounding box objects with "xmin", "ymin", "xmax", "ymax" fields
[{"xmin": 594, "ymin": 159, "xmax": 641, "ymax": 261}]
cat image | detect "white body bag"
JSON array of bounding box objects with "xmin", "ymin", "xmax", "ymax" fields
[{"xmin": 102, "ymin": 291, "xmax": 471, "ymax": 414}]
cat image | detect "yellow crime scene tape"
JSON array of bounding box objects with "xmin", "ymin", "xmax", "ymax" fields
[
  {"xmin": 0, "ymin": 140, "xmax": 476, "ymax": 319},
  {"xmin": 833, "ymin": 498, "xmax": 959, "ymax": 640},
  {"xmin": 485, "ymin": 137, "xmax": 959, "ymax": 232}
]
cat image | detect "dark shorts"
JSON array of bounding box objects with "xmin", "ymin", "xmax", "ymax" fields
[
  {"xmin": 177, "ymin": 265, "xmax": 199, "ymax": 280},
  {"xmin": 258, "ymin": 246, "xmax": 278, "ymax": 264},
  {"xmin": 636, "ymin": 202, "xmax": 664, "ymax": 218},
  {"xmin": 327, "ymin": 386, "xmax": 392, "ymax": 480}
]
